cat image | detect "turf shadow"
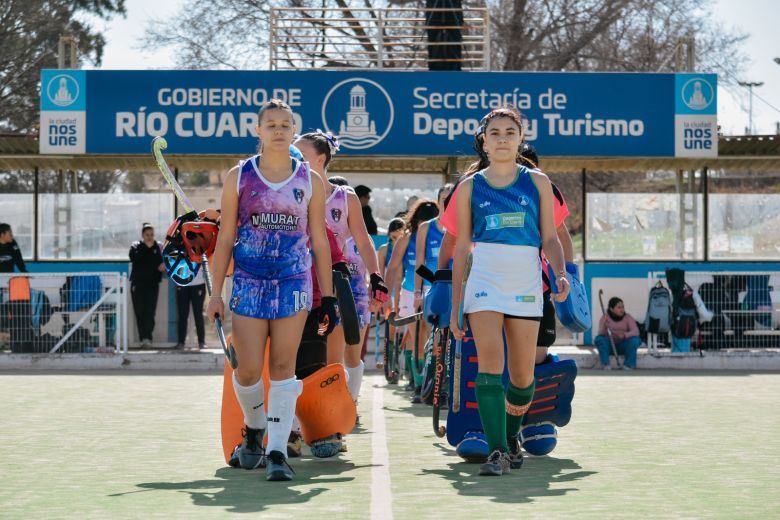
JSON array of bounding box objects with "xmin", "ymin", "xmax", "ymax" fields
[
  {"xmin": 126, "ymin": 460, "xmax": 371, "ymax": 513},
  {"xmin": 420, "ymin": 456, "xmax": 596, "ymax": 504}
]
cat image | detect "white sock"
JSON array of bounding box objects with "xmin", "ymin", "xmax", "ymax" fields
[
  {"xmin": 232, "ymin": 372, "xmax": 267, "ymax": 430},
  {"xmin": 346, "ymin": 360, "xmax": 365, "ymax": 402},
  {"xmin": 266, "ymin": 377, "xmax": 303, "ymax": 457}
]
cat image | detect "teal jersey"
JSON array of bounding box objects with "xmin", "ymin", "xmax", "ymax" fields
[
  {"xmin": 424, "ymin": 218, "xmax": 451, "ymax": 271},
  {"xmin": 470, "ymin": 167, "xmax": 541, "ymax": 247},
  {"xmin": 401, "ymin": 232, "xmax": 416, "ymax": 292}
]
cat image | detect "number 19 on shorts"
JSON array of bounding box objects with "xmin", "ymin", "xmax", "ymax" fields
[{"xmin": 293, "ymin": 291, "xmax": 308, "ymax": 312}]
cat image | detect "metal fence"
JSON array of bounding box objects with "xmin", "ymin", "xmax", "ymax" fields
[
  {"xmin": 269, "ymin": 6, "xmax": 490, "ymax": 70},
  {"xmin": 0, "ymin": 273, "xmax": 128, "ymax": 354},
  {"xmin": 647, "ymin": 271, "xmax": 780, "ymax": 351}
]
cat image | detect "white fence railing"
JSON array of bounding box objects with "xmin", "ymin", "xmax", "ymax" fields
[
  {"xmin": 269, "ymin": 6, "xmax": 490, "ymax": 71},
  {"xmin": 0, "ymin": 273, "xmax": 128, "ymax": 354},
  {"xmin": 647, "ymin": 270, "xmax": 780, "ymax": 351}
]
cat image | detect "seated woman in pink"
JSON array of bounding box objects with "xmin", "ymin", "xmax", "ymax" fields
[{"xmin": 596, "ymin": 297, "xmax": 640, "ymax": 370}]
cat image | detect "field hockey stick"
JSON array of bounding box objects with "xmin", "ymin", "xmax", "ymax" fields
[
  {"xmin": 201, "ymin": 253, "xmax": 237, "ymax": 368},
  {"xmin": 451, "ymin": 252, "xmax": 473, "ymax": 414},
  {"xmin": 387, "ymin": 311, "xmax": 423, "ymax": 327},
  {"xmin": 152, "ymin": 136, "xmax": 196, "ymax": 213},
  {"xmin": 374, "ymin": 313, "xmax": 383, "ymax": 367},
  {"xmin": 432, "ymin": 325, "xmax": 448, "ymax": 437},
  {"xmin": 152, "ymin": 136, "xmax": 237, "ymax": 368},
  {"xmin": 598, "ymin": 289, "xmax": 622, "ymax": 368}
]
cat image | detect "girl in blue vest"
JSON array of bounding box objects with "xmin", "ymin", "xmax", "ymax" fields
[
  {"xmin": 206, "ymin": 99, "xmax": 337, "ymax": 481},
  {"xmin": 450, "ymin": 107, "xmax": 570, "ymax": 476},
  {"xmin": 386, "ymin": 199, "xmax": 439, "ymax": 391},
  {"xmin": 376, "ymin": 218, "xmax": 405, "ymax": 369},
  {"xmin": 408, "ymin": 184, "xmax": 453, "ymax": 402}
]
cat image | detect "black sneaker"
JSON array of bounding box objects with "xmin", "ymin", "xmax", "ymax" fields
[
  {"xmin": 479, "ymin": 449, "xmax": 511, "ymax": 476},
  {"xmin": 237, "ymin": 426, "xmax": 266, "ymax": 469},
  {"xmin": 507, "ymin": 435, "xmax": 524, "ymax": 469},
  {"xmin": 411, "ymin": 386, "xmax": 422, "ymax": 404},
  {"xmin": 266, "ymin": 450, "xmax": 295, "ymax": 481}
]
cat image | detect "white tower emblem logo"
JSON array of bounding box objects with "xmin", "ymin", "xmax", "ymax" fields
[
  {"xmin": 340, "ymin": 85, "xmax": 377, "ymax": 139},
  {"xmin": 322, "ymin": 78, "xmax": 394, "ymax": 150}
]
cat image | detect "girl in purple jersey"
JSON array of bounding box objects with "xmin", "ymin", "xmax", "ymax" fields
[
  {"xmin": 207, "ymin": 100, "xmax": 336, "ymax": 482},
  {"xmin": 294, "ymin": 132, "xmax": 388, "ymax": 413}
]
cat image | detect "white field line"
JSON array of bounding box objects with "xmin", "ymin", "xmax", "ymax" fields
[{"xmin": 370, "ymin": 378, "xmax": 393, "ymax": 520}]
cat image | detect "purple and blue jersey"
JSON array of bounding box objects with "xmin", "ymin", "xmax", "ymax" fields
[
  {"xmin": 345, "ymin": 237, "xmax": 371, "ymax": 329},
  {"xmin": 325, "ymin": 185, "xmax": 352, "ymax": 251},
  {"xmin": 230, "ymin": 156, "xmax": 313, "ymax": 320}
]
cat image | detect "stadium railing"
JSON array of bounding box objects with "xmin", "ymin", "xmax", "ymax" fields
[{"xmin": 0, "ymin": 273, "xmax": 128, "ymax": 354}]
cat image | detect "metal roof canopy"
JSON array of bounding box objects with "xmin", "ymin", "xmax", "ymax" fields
[{"xmin": 2, "ymin": 134, "xmax": 779, "ymax": 174}]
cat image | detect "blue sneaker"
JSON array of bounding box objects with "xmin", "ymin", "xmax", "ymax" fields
[
  {"xmin": 266, "ymin": 450, "xmax": 295, "ymax": 481},
  {"xmin": 237, "ymin": 426, "xmax": 266, "ymax": 469}
]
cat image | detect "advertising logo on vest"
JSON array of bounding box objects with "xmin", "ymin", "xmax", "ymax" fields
[{"xmin": 322, "ymin": 78, "xmax": 394, "ymax": 150}]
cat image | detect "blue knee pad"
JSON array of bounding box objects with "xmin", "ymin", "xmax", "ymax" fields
[
  {"xmin": 518, "ymin": 354, "xmax": 577, "ymax": 456},
  {"xmin": 425, "ymin": 270, "xmax": 452, "ymax": 327},
  {"xmin": 520, "ymin": 422, "xmax": 558, "ymax": 456},
  {"xmin": 455, "ymin": 430, "xmax": 489, "ymax": 462}
]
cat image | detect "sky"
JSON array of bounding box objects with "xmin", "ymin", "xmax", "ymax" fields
[{"xmin": 84, "ymin": 0, "xmax": 780, "ymax": 136}]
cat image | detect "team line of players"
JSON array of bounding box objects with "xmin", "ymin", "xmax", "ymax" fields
[{"xmin": 206, "ymin": 100, "xmax": 571, "ymax": 481}]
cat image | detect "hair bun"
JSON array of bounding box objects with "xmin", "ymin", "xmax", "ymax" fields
[{"xmin": 316, "ymin": 129, "xmax": 340, "ymax": 155}]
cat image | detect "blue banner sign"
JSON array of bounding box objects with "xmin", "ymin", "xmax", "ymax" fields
[{"xmin": 39, "ymin": 70, "xmax": 717, "ymax": 158}]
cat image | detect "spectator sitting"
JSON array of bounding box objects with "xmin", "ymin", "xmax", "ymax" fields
[
  {"xmin": 0, "ymin": 223, "xmax": 27, "ymax": 273},
  {"xmin": 595, "ymin": 297, "xmax": 640, "ymax": 370},
  {"xmin": 355, "ymin": 184, "xmax": 378, "ymax": 235}
]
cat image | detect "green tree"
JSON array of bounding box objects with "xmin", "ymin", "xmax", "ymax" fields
[{"xmin": 0, "ymin": 0, "xmax": 126, "ymax": 133}]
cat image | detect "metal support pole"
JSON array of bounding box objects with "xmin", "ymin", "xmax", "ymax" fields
[
  {"xmin": 703, "ymin": 166, "xmax": 709, "ymax": 261},
  {"xmin": 377, "ymin": 10, "xmax": 384, "ymax": 69},
  {"xmin": 33, "ymin": 166, "xmax": 39, "ymax": 262},
  {"xmin": 581, "ymin": 167, "xmax": 587, "ymax": 260}
]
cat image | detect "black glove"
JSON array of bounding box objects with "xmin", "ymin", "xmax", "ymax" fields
[
  {"xmin": 370, "ymin": 273, "xmax": 389, "ymax": 303},
  {"xmin": 317, "ymin": 296, "xmax": 338, "ymax": 336},
  {"xmin": 333, "ymin": 262, "xmax": 351, "ymax": 279}
]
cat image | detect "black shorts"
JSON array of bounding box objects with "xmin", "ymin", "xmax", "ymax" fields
[
  {"xmin": 295, "ymin": 311, "xmax": 327, "ymax": 380},
  {"xmin": 536, "ymin": 291, "xmax": 556, "ymax": 348}
]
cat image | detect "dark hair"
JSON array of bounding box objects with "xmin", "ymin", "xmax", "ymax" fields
[
  {"xmin": 258, "ymin": 98, "xmax": 293, "ymax": 124},
  {"xmin": 142, "ymin": 223, "xmax": 154, "ymax": 233},
  {"xmin": 404, "ymin": 199, "xmax": 439, "ymax": 233},
  {"xmin": 0, "ymin": 223, "xmax": 10, "ymax": 235},
  {"xmin": 328, "ymin": 175, "xmax": 349, "ymax": 187},
  {"xmin": 437, "ymin": 183, "xmax": 454, "ymax": 202},
  {"xmin": 297, "ymin": 130, "xmax": 340, "ymax": 169},
  {"xmin": 608, "ymin": 297, "xmax": 623, "ymax": 310},
  {"xmin": 519, "ymin": 143, "xmax": 539, "ymax": 169},
  {"xmin": 354, "ymin": 185, "xmax": 372, "ymax": 198},
  {"xmin": 387, "ymin": 218, "xmax": 405, "ymax": 235},
  {"xmin": 464, "ymin": 106, "xmax": 525, "ymax": 177}
]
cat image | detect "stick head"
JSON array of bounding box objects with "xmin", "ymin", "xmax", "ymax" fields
[{"xmin": 152, "ymin": 136, "xmax": 168, "ymax": 154}]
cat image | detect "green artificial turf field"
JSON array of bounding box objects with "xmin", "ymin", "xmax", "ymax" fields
[{"xmin": 1, "ymin": 370, "xmax": 778, "ymax": 519}]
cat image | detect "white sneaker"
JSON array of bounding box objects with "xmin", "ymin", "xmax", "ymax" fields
[
  {"xmin": 622, "ymin": 365, "xmax": 634, "ymax": 371},
  {"xmin": 602, "ymin": 364, "xmax": 612, "ymax": 370}
]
